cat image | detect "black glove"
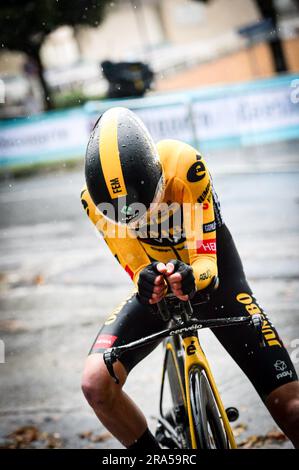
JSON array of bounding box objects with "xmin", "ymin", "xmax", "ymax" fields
[
  {"xmin": 137, "ymin": 262, "xmax": 162, "ymax": 304},
  {"xmin": 169, "ymin": 259, "xmax": 196, "ymax": 299}
]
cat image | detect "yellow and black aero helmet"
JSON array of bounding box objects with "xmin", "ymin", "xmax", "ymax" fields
[{"xmin": 85, "ymin": 107, "xmax": 164, "ymax": 225}]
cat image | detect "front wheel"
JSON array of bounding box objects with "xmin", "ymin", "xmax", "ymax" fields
[{"xmin": 189, "ymin": 367, "xmax": 229, "ymax": 449}]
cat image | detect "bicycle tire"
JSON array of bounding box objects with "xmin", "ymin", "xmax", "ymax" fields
[{"xmin": 189, "ymin": 366, "xmax": 228, "ymax": 449}]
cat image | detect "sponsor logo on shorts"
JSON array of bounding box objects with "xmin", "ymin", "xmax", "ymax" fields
[
  {"xmin": 273, "ymin": 360, "xmax": 293, "ymax": 380},
  {"xmin": 274, "ymin": 360, "xmax": 287, "ymax": 372},
  {"xmin": 276, "ymin": 370, "xmax": 293, "ymax": 380},
  {"xmin": 235, "ymin": 292, "xmax": 282, "ymax": 348},
  {"xmin": 93, "ymin": 334, "xmax": 118, "ymax": 350}
]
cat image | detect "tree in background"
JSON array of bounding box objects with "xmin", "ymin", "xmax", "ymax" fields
[{"xmin": 0, "ymin": 0, "xmax": 111, "ymax": 110}]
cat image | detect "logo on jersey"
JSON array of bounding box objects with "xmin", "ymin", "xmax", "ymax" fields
[
  {"xmin": 197, "ymin": 181, "xmax": 211, "ymax": 203},
  {"xmin": 203, "ymin": 221, "xmax": 216, "ymax": 233},
  {"xmin": 187, "ymin": 155, "xmax": 206, "ymax": 183},
  {"xmin": 196, "ymin": 238, "xmax": 216, "ymax": 254}
]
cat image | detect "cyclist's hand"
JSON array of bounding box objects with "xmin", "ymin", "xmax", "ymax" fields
[
  {"xmin": 164, "ymin": 259, "xmax": 196, "ymax": 301},
  {"xmin": 138, "ymin": 262, "xmax": 167, "ymax": 305}
]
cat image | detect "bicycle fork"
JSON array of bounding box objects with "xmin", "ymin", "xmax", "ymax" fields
[{"xmin": 182, "ymin": 335, "xmax": 237, "ymax": 449}]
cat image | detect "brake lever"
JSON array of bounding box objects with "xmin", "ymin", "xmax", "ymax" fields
[{"xmin": 103, "ymin": 348, "xmax": 120, "ymax": 384}]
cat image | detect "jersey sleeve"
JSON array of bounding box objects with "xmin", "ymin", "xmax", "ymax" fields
[
  {"xmin": 80, "ymin": 186, "xmax": 151, "ymax": 286},
  {"xmin": 174, "ymin": 143, "xmax": 218, "ymax": 291}
]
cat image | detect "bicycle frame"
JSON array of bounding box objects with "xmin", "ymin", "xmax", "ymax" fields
[
  {"xmin": 158, "ymin": 330, "xmax": 236, "ymax": 449},
  {"xmin": 103, "ymin": 302, "xmax": 263, "ymax": 449}
]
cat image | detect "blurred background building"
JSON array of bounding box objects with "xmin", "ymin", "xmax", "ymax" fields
[{"xmin": 0, "ymin": 0, "xmax": 299, "ymax": 117}]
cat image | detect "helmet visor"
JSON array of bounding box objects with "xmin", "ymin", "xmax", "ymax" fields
[{"xmin": 126, "ymin": 174, "xmax": 165, "ymax": 229}]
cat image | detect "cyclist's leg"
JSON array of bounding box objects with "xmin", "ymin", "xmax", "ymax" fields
[
  {"xmin": 194, "ymin": 224, "xmax": 299, "ymax": 447},
  {"xmin": 81, "ymin": 291, "xmax": 168, "ymax": 448}
]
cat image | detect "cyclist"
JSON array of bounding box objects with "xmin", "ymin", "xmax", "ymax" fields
[{"xmin": 81, "ymin": 107, "xmax": 299, "ymax": 450}]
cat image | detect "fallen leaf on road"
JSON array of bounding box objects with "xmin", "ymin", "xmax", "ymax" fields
[
  {"xmin": 79, "ymin": 430, "xmax": 112, "ymax": 443},
  {"xmin": 238, "ymin": 428, "xmax": 287, "ymax": 448},
  {"xmin": 233, "ymin": 423, "xmax": 247, "ymax": 437},
  {"xmin": 90, "ymin": 432, "xmax": 112, "ymax": 443},
  {"xmin": 7, "ymin": 426, "xmax": 39, "ymax": 445},
  {"xmin": 2, "ymin": 425, "xmax": 63, "ymax": 449},
  {"xmin": 239, "ymin": 434, "xmax": 260, "ymax": 449},
  {"xmin": 79, "ymin": 431, "xmax": 93, "ymax": 439},
  {"xmin": 265, "ymin": 430, "xmax": 287, "ymax": 442}
]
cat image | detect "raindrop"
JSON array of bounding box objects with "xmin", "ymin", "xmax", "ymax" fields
[{"xmin": 141, "ymin": 180, "xmax": 144, "ymax": 184}]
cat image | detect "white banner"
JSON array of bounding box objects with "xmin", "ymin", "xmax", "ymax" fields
[
  {"xmin": 0, "ymin": 110, "xmax": 89, "ymax": 164},
  {"xmin": 1, "ymin": 75, "xmax": 299, "ymax": 168},
  {"xmin": 193, "ymin": 86, "xmax": 299, "ymax": 140}
]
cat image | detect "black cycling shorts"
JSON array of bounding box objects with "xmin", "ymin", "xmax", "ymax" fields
[{"xmin": 89, "ymin": 224, "xmax": 298, "ymax": 402}]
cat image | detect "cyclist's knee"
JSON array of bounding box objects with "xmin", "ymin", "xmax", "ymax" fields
[{"xmin": 81, "ymin": 353, "xmax": 127, "ymax": 413}]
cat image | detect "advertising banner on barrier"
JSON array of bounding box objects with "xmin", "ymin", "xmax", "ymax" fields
[
  {"xmin": 0, "ymin": 74, "xmax": 298, "ymax": 169},
  {"xmin": 192, "ymin": 80, "xmax": 299, "ymax": 147},
  {"xmin": 0, "ymin": 109, "xmax": 89, "ymax": 168}
]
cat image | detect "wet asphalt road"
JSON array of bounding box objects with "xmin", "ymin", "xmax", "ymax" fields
[{"xmin": 0, "ymin": 141, "xmax": 299, "ymax": 449}]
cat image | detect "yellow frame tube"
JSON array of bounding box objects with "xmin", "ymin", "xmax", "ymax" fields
[{"xmin": 182, "ymin": 335, "xmax": 237, "ymax": 449}]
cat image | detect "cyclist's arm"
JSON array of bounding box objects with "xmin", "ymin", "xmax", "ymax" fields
[
  {"xmin": 175, "ymin": 143, "xmax": 218, "ymax": 291},
  {"xmin": 81, "ymin": 187, "xmax": 150, "ymax": 286}
]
